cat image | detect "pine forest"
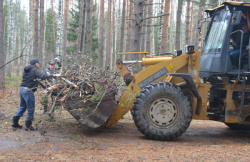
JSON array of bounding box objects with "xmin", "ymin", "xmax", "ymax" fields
[{"xmin": 0, "ymin": 0, "xmax": 248, "ymax": 88}]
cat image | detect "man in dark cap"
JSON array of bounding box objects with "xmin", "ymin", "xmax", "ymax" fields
[
  {"xmin": 42, "ymin": 60, "xmax": 61, "ymax": 114},
  {"xmin": 12, "ymin": 58, "xmax": 53, "ymax": 131}
]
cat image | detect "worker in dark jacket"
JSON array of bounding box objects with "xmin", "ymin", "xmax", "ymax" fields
[{"xmin": 12, "ymin": 58, "xmax": 53, "ymax": 131}]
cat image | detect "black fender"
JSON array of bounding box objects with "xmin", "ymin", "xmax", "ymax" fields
[{"xmin": 168, "ymin": 73, "xmax": 202, "ymax": 116}]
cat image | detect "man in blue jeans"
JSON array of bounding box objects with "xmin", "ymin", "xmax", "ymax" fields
[{"xmin": 12, "ymin": 58, "xmax": 53, "ymax": 131}]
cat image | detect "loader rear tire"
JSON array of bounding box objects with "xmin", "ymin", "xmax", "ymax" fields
[
  {"xmin": 225, "ymin": 123, "xmax": 250, "ymax": 130},
  {"xmin": 132, "ymin": 82, "xmax": 192, "ymax": 141}
]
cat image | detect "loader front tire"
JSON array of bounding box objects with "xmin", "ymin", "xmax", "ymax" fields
[{"xmin": 132, "ymin": 82, "xmax": 192, "ymax": 141}]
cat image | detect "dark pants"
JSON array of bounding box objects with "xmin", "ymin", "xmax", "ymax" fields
[
  {"xmin": 15, "ymin": 87, "xmax": 35, "ymax": 121},
  {"xmin": 230, "ymin": 49, "xmax": 248, "ymax": 66}
]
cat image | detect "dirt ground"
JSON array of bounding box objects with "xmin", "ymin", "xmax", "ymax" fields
[{"xmin": 0, "ymin": 88, "xmax": 249, "ymax": 161}]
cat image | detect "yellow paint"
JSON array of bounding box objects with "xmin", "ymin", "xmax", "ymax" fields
[
  {"xmin": 166, "ymin": 63, "xmax": 175, "ymax": 72},
  {"xmin": 142, "ymin": 57, "xmax": 172, "ymax": 66},
  {"xmin": 105, "ymin": 53, "xmax": 190, "ymax": 127},
  {"xmin": 106, "ymin": 48, "xmax": 250, "ymax": 127}
]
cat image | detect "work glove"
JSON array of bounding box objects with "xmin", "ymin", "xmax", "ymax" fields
[
  {"xmin": 53, "ymin": 74, "xmax": 62, "ymax": 77},
  {"xmin": 48, "ymin": 75, "xmax": 53, "ymax": 79}
]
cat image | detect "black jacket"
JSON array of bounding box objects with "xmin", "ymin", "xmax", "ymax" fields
[{"xmin": 20, "ymin": 65, "xmax": 51, "ymax": 91}]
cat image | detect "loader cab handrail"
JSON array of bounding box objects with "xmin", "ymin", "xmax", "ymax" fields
[{"xmin": 229, "ymin": 30, "xmax": 244, "ymax": 80}]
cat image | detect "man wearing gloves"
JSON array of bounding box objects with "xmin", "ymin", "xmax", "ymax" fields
[
  {"xmin": 42, "ymin": 60, "xmax": 61, "ymax": 114},
  {"xmin": 11, "ymin": 58, "xmax": 53, "ymax": 131}
]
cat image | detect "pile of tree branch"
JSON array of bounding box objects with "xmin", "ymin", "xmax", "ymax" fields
[{"xmin": 40, "ymin": 60, "xmax": 119, "ymax": 127}]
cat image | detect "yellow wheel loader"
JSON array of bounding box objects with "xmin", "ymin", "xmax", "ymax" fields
[{"xmin": 66, "ymin": 2, "xmax": 250, "ymax": 140}]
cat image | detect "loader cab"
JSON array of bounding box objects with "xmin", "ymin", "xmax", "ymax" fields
[{"xmin": 199, "ymin": 2, "xmax": 250, "ymax": 78}]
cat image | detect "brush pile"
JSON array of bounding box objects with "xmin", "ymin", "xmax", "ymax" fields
[{"xmin": 40, "ymin": 59, "xmax": 120, "ymax": 128}]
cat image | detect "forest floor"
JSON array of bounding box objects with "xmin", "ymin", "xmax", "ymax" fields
[{"xmin": 0, "ymin": 87, "xmax": 249, "ymax": 161}]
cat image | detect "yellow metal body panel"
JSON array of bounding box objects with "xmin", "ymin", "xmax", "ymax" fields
[
  {"xmin": 106, "ymin": 50, "xmax": 250, "ymax": 127},
  {"xmin": 224, "ymin": 84, "xmax": 250, "ymax": 123},
  {"xmin": 142, "ymin": 57, "xmax": 172, "ymax": 66},
  {"xmin": 193, "ymin": 84, "xmax": 211, "ymax": 120},
  {"xmin": 105, "ymin": 52, "xmax": 212, "ymax": 127},
  {"xmin": 105, "ymin": 53, "xmax": 191, "ymax": 126}
]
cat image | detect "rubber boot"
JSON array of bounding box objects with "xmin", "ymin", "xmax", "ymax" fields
[
  {"xmin": 42, "ymin": 105, "xmax": 48, "ymax": 114},
  {"xmin": 11, "ymin": 116, "xmax": 22, "ymax": 128},
  {"xmin": 25, "ymin": 120, "xmax": 36, "ymax": 131}
]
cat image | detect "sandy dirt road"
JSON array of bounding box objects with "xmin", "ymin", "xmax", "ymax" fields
[{"xmin": 0, "ymin": 88, "xmax": 249, "ymax": 161}]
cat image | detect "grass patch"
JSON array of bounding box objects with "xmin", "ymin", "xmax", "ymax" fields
[{"xmin": 5, "ymin": 75, "xmax": 22, "ymax": 88}]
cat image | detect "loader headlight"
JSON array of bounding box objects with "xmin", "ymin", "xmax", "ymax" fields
[{"xmin": 185, "ymin": 45, "xmax": 195, "ymax": 54}]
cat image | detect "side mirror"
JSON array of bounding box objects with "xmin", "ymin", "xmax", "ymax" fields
[
  {"xmin": 185, "ymin": 45, "xmax": 195, "ymax": 54},
  {"xmin": 232, "ymin": 11, "xmax": 242, "ymax": 26}
]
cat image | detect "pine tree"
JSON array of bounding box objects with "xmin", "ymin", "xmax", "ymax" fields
[
  {"xmin": 0, "ymin": 0, "xmax": 5, "ymax": 89},
  {"xmin": 45, "ymin": 8, "xmax": 57, "ymax": 54},
  {"xmin": 40, "ymin": 0, "xmax": 44, "ymax": 59},
  {"xmin": 63, "ymin": 0, "xmax": 69, "ymax": 59},
  {"xmin": 56, "ymin": 0, "xmax": 63, "ymax": 57},
  {"xmin": 77, "ymin": 0, "xmax": 84, "ymax": 53},
  {"xmin": 175, "ymin": 0, "xmax": 183, "ymax": 50},
  {"xmin": 33, "ymin": 0, "xmax": 39, "ymax": 58},
  {"xmin": 146, "ymin": 0, "xmax": 153, "ymax": 54},
  {"xmin": 160, "ymin": 0, "xmax": 171, "ymax": 54},
  {"xmin": 106, "ymin": 0, "xmax": 112, "ymax": 68},
  {"xmin": 185, "ymin": 0, "xmax": 190, "ymax": 45},
  {"xmin": 98, "ymin": 0, "xmax": 105, "ymax": 68}
]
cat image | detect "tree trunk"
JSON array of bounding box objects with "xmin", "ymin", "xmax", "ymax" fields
[
  {"xmin": 175, "ymin": 0, "xmax": 183, "ymax": 50},
  {"xmin": 98, "ymin": 0, "xmax": 104, "ymax": 68},
  {"xmin": 125, "ymin": 0, "xmax": 129, "ymax": 53},
  {"xmin": 40, "ymin": 0, "xmax": 44, "ymax": 59},
  {"xmin": 130, "ymin": 0, "xmax": 144, "ymax": 73},
  {"xmin": 63, "ymin": 0, "xmax": 69, "ymax": 61},
  {"xmin": 116, "ymin": 0, "xmax": 121, "ymax": 53},
  {"xmin": 81, "ymin": 2, "xmax": 87, "ymax": 55},
  {"xmin": 201, "ymin": 8, "xmax": 205, "ymax": 49},
  {"xmin": 51, "ymin": 0, "xmax": 56, "ymax": 54},
  {"xmin": 185, "ymin": 0, "xmax": 190, "ymax": 45},
  {"xmin": 130, "ymin": 1, "xmax": 144, "ymax": 53},
  {"xmin": 56, "ymin": 0, "xmax": 63, "ymax": 57},
  {"xmin": 146, "ymin": 0, "xmax": 153, "ymax": 54},
  {"xmin": 0, "ymin": 0, "xmax": 5, "ymax": 89},
  {"xmin": 77, "ymin": 0, "xmax": 84, "ymax": 53},
  {"xmin": 42, "ymin": 3, "xmax": 47, "ymax": 67},
  {"xmin": 140, "ymin": 1, "xmax": 146, "ymax": 52},
  {"xmin": 111, "ymin": 0, "xmax": 116, "ymax": 70},
  {"xmin": 160, "ymin": 0, "xmax": 171, "ymax": 54},
  {"xmin": 189, "ymin": 1, "xmax": 194, "ymax": 44},
  {"xmin": 106, "ymin": 0, "xmax": 112, "ymax": 68},
  {"xmin": 157, "ymin": 0, "xmax": 164, "ymax": 54},
  {"xmin": 14, "ymin": 2, "xmax": 19, "ymax": 75},
  {"xmin": 28, "ymin": 0, "xmax": 33, "ymax": 57},
  {"xmin": 126, "ymin": 0, "xmax": 133, "ymax": 59},
  {"xmin": 195, "ymin": 0, "xmax": 202, "ymax": 51},
  {"xmin": 85, "ymin": 0, "xmax": 93, "ymax": 57},
  {"xmin": 7, "ymin": 0, "xmax": 13, "ymax": 77},
  {"xmin": 33, "ymin": 0, "xmax": 38, "ymax": 58}
]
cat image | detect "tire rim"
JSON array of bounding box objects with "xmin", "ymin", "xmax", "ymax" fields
[{"xmin": 148, "ymin": 98, "xmax": 178, "ymax": 128}]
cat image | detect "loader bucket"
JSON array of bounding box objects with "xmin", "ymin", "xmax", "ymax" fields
[{"xmin": 64, "ymin": 89, "xmax": 117, "ymax": 128}]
